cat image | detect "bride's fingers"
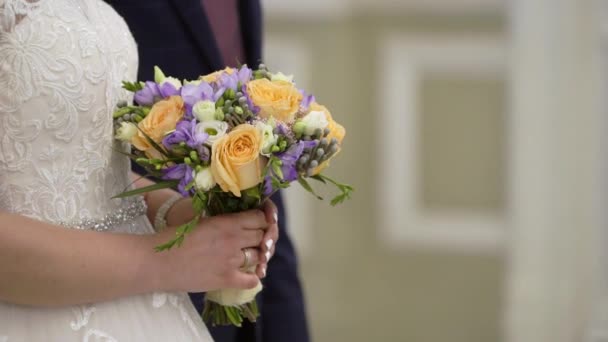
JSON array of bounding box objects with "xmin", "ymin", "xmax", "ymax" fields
[
  {"xmin": 256, "ymin": 263, "xmax": 267, "ymax": 279},
  {"xmin": 238, "ymin": 228, "xmax": 264, "ymax": 248},
  {"xmin": 237, "ymin": 248, "xmax": 262, "ymax": 269}
]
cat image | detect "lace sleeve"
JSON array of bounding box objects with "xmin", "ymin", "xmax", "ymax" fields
[{"xmin": 0, "ymin": 0, "xmax": 43, "ymax": 32}]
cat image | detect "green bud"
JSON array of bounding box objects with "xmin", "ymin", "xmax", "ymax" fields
[
  {"xmin": 155, "ymin": 164, "xmax": 162, "ymax": 170},
  {"xmin": 179, "ymin": 142, "xmax": 187, "ymax": 147},
  {"xmin": 272, "ymin": 162, "xmax": 284, "ymax": 179},
  {"xmin": 136, "ymin": 158, "xmax": 150, "ymax": 164},
  {"xmin": 234, "ymin": 106, "xmax": 244, "ymax": 115},
  {"xmin": 141, "ymin": 107, "xmax": 151, "ymax": 116},
  {"xmin": 216, "ymin": 97, "xmax": 225, "ymax": 107},
  {"xmin": 215, "ymin": 108, "xmax": 225, "ymax": 121},
  {"xmin": 190, "ymin": 151, "xmax": 199, "ymax": 161},
  {"xmin": 271, "ymin": 145, "xmax": 281, "ymax": 153},
  {"xmin": 225, "ymin": 88, "xmax": 235, "ymax": 99},
  {"xmin": 195, "ymin": 165, "xmax": 204, "ymax": 172},
  {"xmin": 184, "ymin": 157, "xmax": 192, "ymax": 165},
  {"xmin": 293, "ymin": 121, "xmax": 306, "ymax": 136},
  {"xmin": 134, "ymin": 115, "xmax": 144, "ymax": 123},
  {"xmin": 154, "ymin": 65, "xmax": 166, "ymax": 84},
  {"xmin": 113, "ymin": 106, "xmax": 131, "ymax": 119}
]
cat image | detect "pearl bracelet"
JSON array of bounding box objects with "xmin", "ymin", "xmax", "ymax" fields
[{"xmin": 153, "ymin": 193, "xmax": 183, "ymax": 232}]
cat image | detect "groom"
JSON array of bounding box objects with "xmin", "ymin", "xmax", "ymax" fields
[{"xmin": 107, "ymin": 1, "xmax": 310, "ymax": 342}]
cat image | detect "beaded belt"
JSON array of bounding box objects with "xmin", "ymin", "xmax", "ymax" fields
[{"xmin": 58, "ymin": 197, "xmax": 148, "ymax": 232}]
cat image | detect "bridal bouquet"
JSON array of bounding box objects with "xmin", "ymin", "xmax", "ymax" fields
[{"xmin": 112, "ymin": 65, "xmax": 352, "ymax": 326}]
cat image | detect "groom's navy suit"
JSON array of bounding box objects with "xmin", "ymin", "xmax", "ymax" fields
[{"xmin": 106, "ymin": 1, "xmax": 310, "ymax": 341}]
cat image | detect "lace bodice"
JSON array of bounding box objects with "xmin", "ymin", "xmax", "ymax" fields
[
  {"xmin": 0, "ymin": 0, "xmax": 138, "ymax": 224},
  {"xmin": 0, "ymin": 2, "xmax": 214, "ymax": 341}
]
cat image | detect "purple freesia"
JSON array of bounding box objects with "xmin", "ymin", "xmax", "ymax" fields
[
  {"xmin": 162, "ymin": 164, "xmax": 194, "ymax": 196},
  {"xmin": 217, "ymin": 66, "xmax": 253, "ymax": 91},
  {"xmin": 263, "ymin": 176, "xmax": 274, "ymax": 196},
  {"xmin": 241, "ymin": 84, "xmax": 260, "ymax": 115},
  {"xmin": 278, "ymin": 140, "xmax": 316, "ymax": 182},
  {"xmin": 181, "ymin": 82, "xmax": 219, "ymax": 107},
  {"xmin": 134, "ymin": 81, "xmax": 162, "ymax": 106},
  {"xmin": 159, "ymin": 82, "xmax": 180, "ymax": 98},
  {"xmin": 162, "ymin": 119, "xmax": 208, "ymax": 149},
  {"xmin": 299, "ymin": 90, "xmax": 315, "ymax": 112}
]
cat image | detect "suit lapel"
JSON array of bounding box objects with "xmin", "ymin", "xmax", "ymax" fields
[{"xmin": 169, "ymin": 0, "xmax": 223, "ymax": 71}]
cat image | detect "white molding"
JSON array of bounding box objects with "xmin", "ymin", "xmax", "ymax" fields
[
  {"xmin": 376, "ymin": 33, "xmax": 507, "ymax": 253},
  {"xmin": 263, "ymin": 0, "xmax": 503, "ymax": 20},
  {"xmin": 263, "ymin": 36, "xmax": 314, "ymax": 257}
]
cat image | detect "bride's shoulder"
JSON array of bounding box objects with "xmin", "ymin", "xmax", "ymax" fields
[{"xmin": 0, "ymin": 0, "xmax": 48, "ymax": 33}]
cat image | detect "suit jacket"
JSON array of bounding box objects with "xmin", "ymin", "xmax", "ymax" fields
[{"xmin": 106, "ymin": 1, "xmax": 310, "ymax": 341}]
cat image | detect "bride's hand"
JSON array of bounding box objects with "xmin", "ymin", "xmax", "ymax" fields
[{"xmin": 152, "ymin": 209, "xmax": 269, "ymax": 293}]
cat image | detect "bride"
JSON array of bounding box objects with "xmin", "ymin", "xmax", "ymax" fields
[{"xmin": 0, "ymin": 0, "xmax": 279, "ymax": 341}]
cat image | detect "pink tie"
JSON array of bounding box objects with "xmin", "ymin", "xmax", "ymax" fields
[{"xmin": 201, "ymin": 0, "xmax": 246, "ymax": 67}]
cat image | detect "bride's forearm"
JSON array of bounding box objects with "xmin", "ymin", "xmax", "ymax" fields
[
  {"xmin": 0, "ymin": 211, "xmax": 169, "ymax": 307},
  {"xmin": 130, "ymin": 172, "xmax": 195, "ymax": 227}
]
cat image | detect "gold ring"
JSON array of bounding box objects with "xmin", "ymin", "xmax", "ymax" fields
[{"xmin": 241, "ymin": 248, "xmax": 253, "ymax": 269}]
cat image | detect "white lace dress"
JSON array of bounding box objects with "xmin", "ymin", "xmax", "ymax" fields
[{"xmin": 0, "ymin": 0, "xmax": 213, "ymax": 340}]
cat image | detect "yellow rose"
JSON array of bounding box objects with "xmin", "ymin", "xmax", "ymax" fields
[
  {"xmin": 211, "ymin": 124, "xmax": 266, "ymax": 197},
  {"xmin": 246, "ymin": 79, "xmax": 303, "ymax": 122},
  {"xmin": 200, "ymin": 67, "xmax": 235, "ymax": 83},
  {"xmin": 309, "ymin": 103, "xmax": 346, "ymax": 175},
  {"xmin": 131, "ymin": 96, "xmax": 185, "ymax": 157}
]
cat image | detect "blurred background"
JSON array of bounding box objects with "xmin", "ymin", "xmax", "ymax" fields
[{"xmin": 261, "ymin": 1, "xmax": 608, "ymax": 341}]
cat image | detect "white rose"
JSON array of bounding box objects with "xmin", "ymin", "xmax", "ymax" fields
[
  {"xmin": 184, "ymin": 79, "xmax": 202, "ymax": 86},
  {"xmin": 205, "ymin": 282, "xmax": 263, "ymax": 306},
  {"xmin": 196, "ymin": 120, "xmax": 228, "ymax": 146},
  {"xmin": 194, "ymin": 167, "xmax": 216, "ymax": 191},
  {"xmin": 115, "ymin": 122, "xmax": 138, "ymax": 141},
  {"xmin": 270, "ymin": 72, "xmax": 294, "ymax": 83},
  {"xmin": 193, "ymin": 100, "xmax": 217, "ymax": 122},
  {"xmin": 300, "ymin": 110, "xmax": 329, "ymax": 136},
  {"xmin": 256, "ymin": 121, "xmax": 277, "ymax": 156}
]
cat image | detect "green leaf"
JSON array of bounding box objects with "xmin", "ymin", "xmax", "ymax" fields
[
  {"xmin": 192, "ymin": 192, "xmax": 207, "ymax": 214},
  {"xmin": 297, "ymin": 176, "xmax": 323, "ymax": 200},
  {"xmin": 112, "ymin": 180, "xmax": 179, "ymax": 199},
  {"xmin": 122, "ymin": 80, "xmax": 144, "ymax": 92},
  {"xmin": 155, "ymin": 216, "xmax": 200, "ymax": 252},
  {"xmin": 111, "ymin": 146, "xmax": 140, "ymax": 160},
  {"xmin": 310, "ymin": 174, "xmax": 327, "ymax": 184},
  {"xmin": 135, "ymin": 125, "xmax": 171, "ymax": 158}
]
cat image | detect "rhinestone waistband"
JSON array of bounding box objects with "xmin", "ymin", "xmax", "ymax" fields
[{"xmin": 59, "ymin": 197, "xmax": 148, "ymax": 232}]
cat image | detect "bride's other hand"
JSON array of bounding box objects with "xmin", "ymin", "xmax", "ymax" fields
[{"xmin": 153, "ymin": 209, "xmax": 268, "ymax": 293}]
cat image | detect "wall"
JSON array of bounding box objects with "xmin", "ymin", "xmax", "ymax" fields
[{"xmin": 263, "ymin": 2, "xmax": 507, "ymax": 341}]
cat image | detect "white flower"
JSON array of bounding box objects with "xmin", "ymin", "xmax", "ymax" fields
[
  {"xmin": 256, "ymin": 121, "xmax": 277, "ymax": 156},
  {"xmin": 184, "ymin": 79, "xmax": 203, "ymax": 86},
  {"xmin": 196, "ymin": 120, "xmax": 228, "ymax": 146},
  {"xmin": 205, "ymin": 282, "xmax": 263, "ymax": 306},
  {"xmin": 194, "ymin": 167, "xmax": 216, "ymax": 191},
  {"xmin": 300, "ymin": 110, "xmax": 329, "ymax": 136},
  {"xmin": 193, "ymin": 100, "xmax": 217, "ymax": 122},
  {"xmin": 115, "ymin": 122, "xmax": 138, "ymax": 141},
  {"xmin": 162, "ymin": 76, "xmax": 182, "ymax": 90},
  {"xmin": 270, "ymin": 72, "xmax": 294, "ymax": 83}
]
